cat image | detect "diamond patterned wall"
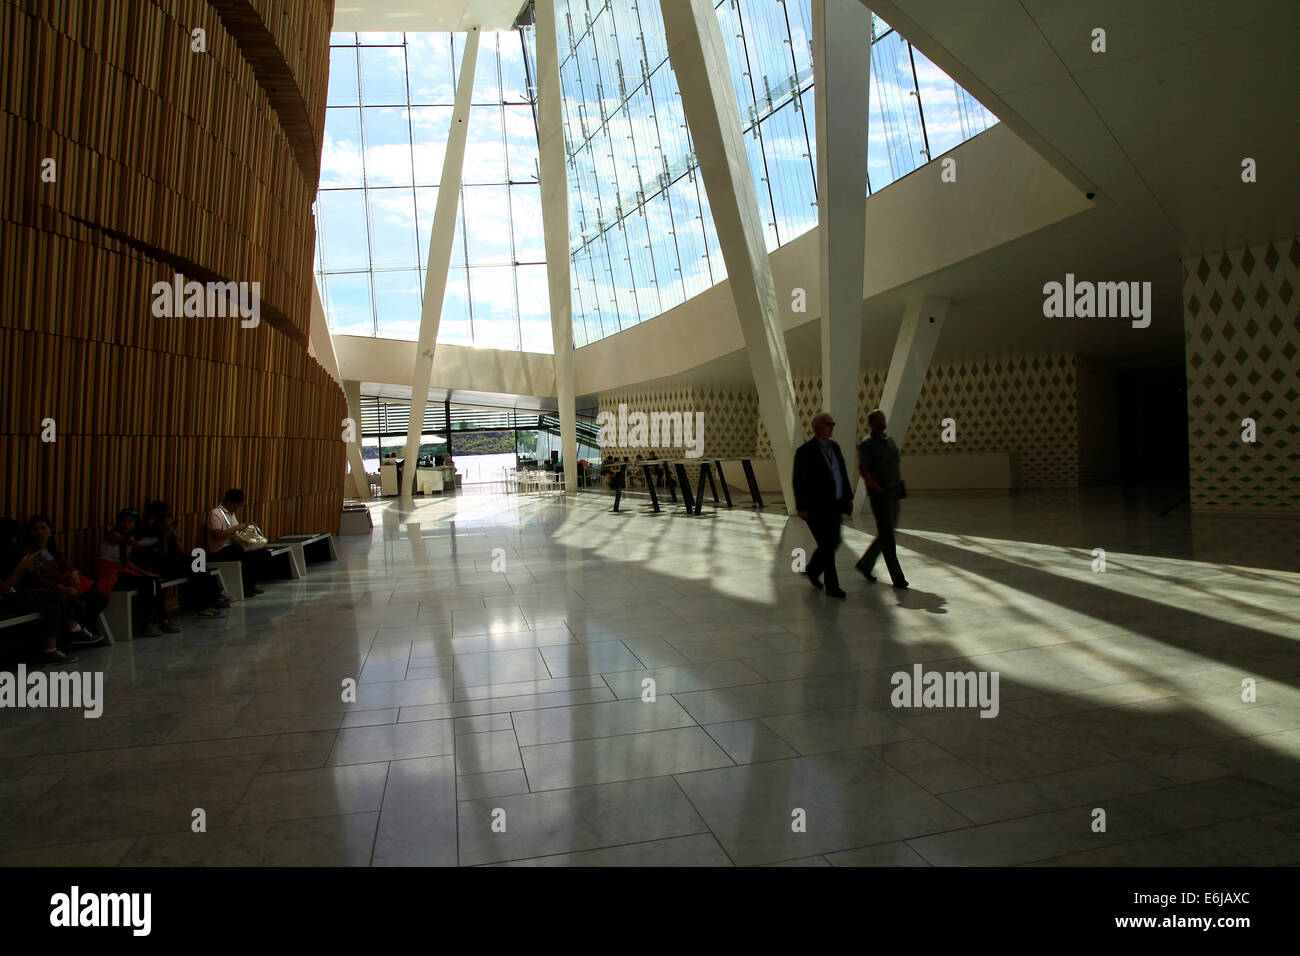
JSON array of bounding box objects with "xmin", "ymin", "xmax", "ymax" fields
[
  {"xmin": 597, "ymin": 386, "xmax": 760, "ymax": 462},
  {"xmin": 1183, "ymin": 237, "xmax": 1300, "ymax": 515},
  {"xmin": 754, "ymin": 353, "xmax": 1084, "ymax": 487}
]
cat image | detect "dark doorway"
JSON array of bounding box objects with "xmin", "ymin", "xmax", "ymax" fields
[{"xmin": 1117, "ymin": 368, "xmax": 1190, "ymax": 486}]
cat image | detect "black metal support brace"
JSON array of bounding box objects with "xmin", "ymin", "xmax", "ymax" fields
[
  {"xmin": 741, "ymin": 459, "xmax": 764, "ymax": 509},
  {"xmin": 613, "ymin": 464, "xmax": 628, "ymax": 512},
  {"xmin": 674, "ymin": 463, "xmax": 696, "ymax": 514},
  {"xmin": 642, "ymin": 465, "xmax": 661, "ymax": 513},
  {"xmin": 693, "ymin": 463, "xmax": 710, "ymax": 515},
  {"xmin": 714, "ymin": 461, "xmax": 734, "ymax": 507}
]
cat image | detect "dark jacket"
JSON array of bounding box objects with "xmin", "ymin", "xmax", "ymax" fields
[{"xmin": 792, "ymin": 437, "xmax": 853, "ymax": 516}]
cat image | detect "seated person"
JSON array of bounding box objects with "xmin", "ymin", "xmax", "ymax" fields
[
  {"xmin": 22, "ymin": 514, "xmax": 109, "ymax": 638},
  {"xmin": 98, "ymin": 508, "xmax": 178, "ymax": 636},
  {"xmin": 207, "ymin": 488, "xmax": 272, "ymax": 596},
  {"xmin": 1, "ymin": 517, "xmax": 107, "ymax": 665},
  {"xmin": 135, "ymin": 500, "xmax": 229, "ymax": 617}
]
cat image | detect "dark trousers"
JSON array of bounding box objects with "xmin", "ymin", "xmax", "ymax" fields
[
  {"xmin": 804, "ymin": 511, "xmax": 843, "ymax": 590},
  {"xmin": 1, "ymin": 588, "xmax": 73, "ymax": 643},
  {"xmin": 861, "ymin": 493, "xmax": 906, "ymax": 585},
  {"xmin": 114, "ymin": 573, "xmax": 167, "ymax": 626},
  {"xmin": 210, "ymin": 545, "xmax": 270, "ymax": 591}
]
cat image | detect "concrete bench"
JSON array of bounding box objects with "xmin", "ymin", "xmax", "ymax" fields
[
  {"xmin": 101, "ymin": 589, "xmax": 138, "ymax": 643},
  {"xmin": 340, "ymin": 506, "xmax": 372, "ymax": 536},
  {"xmin": 208, "ymin": 562, "xmax": 243, "ymax": 601},
  {"xmin": 0, "ymin": 612, "xmax": 42, "ymax": 631},
  {"xmin": 269, "ymin": 534, "xmax": 338, "ymax": 578}
]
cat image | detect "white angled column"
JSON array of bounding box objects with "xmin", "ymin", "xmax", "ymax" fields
[
  {"xmin": 343, "ymin": 379, "xmax": 370, "ymax": 499},
  {"xmin": 402, "ymin": 28, "xmax": 480, "ymax": 495},
  {"xmin": 660, "ymin": 0, "xmax": 802, "ymax": 514},
  {"xmin": 535, "ymin": 0, "xmax": 577, "ymax": 495},
  {"xmin": 855, "ymin": 295, "xmax": 948, "ymax": 512},
  {"xmin": 879, "ymin": 295, "xmax": 948, "ymax": 447},
  {"xmin": 814, "ymin": 0, "xmax": 872, "ymax": 489}
]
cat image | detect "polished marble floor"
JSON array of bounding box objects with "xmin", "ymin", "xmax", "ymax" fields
[{"xmin": 1, "ymin": 486, "xmax": 1298, "ymax": 866}]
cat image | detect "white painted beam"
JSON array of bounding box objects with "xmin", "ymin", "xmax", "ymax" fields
[
  {"xmin": 814, "ymin": 0, "xmax": 872, "ymax": 488},
  {"xmin": 402, "ymin": 28, "xmax": 479, "ymax": 495},
  {"xmin": 536, "ymin": 0, "xmax": 578, "ymax": 494},
  {"xmin": 343, "ymin": 379, "xmax": 370, "ymax": 499},
  {"xmin": 659, "ymin": 0, "xmax": 802, "ymax": 513},
  {"xmin": 854, "ymin": 295, "xmax": 948, "ymax": 512}
]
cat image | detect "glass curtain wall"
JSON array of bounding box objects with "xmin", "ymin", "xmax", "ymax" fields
[
  {"xmin": 316, "ymin": 7, "xmax": 998, "ymax": 353},
  {"xmin": 549, "ymin": 0, "xmax": 998, "ymax": 347},
  {"xmin": 317, "ymin": 31, "xmax": 553, "ymax": 352}
]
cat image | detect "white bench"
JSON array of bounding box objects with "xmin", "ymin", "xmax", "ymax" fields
[
  {"xmin": 101, "ymin": 589, "xmax": 138, "ymax": 642},
  {"xmin": 340, "ymin": 506, "xmax": 372, "ymax": 536},
  {"xmin": 0, "ymin": 611, "xmax": 42, "ymax": 631},
  {"xmin": 270, "ymin": 533, "xmax": 338, "ymax": 578}
]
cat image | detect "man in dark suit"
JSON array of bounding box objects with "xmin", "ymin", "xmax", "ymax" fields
[
  {"xmin": 856, "ymin": 409, "xmax": 909, "ymax": 589},
  {"xmin": 792, "ymin": 412, "xmax": 854, "ymax": 598}
]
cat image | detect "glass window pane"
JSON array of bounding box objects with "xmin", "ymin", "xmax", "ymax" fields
[
  {"xmin": 323, "ymin": 273, "xmax": 374, "ymax": 336},
  {"xmin": 374, "ymin": 270, "xmax": 422, "ymax": 340},
  {"xmin": 516, "ymin": 264, "xmax": 553, "ymax": 353},
  {"xmin": 438, "ymin": 267, "xmax": 472, "ymax": 345},
  {"xmin": 471, "ymin": 33, "xmax": 501, "ymax": 105},
  {"xmin": 410, "ymin": 106, "xmax": 452, "ymax": 185},
  {"xmin": 328, "ymin": 46, "xmax": 358, "ymax": 106},
  {"xmin": 368, "ymin": 188, "xmax": 418, "ymax": 270},
  {"xmin": 406, "ymin": 33, "xmax": 457, "ymax": 104},
  {"xmin": 499, "ymin": 31, "xmax": 531, "ymax": 103},
  {"xmin": 321, "ymin": 108, "xmax": 363, "ymax": 188},
  {"xmin": 317, "ymin": 189, "xmax": 370, "ymax": 271},
  {"xmin": 462, "ymin": 185, "xmax": 513, "ymax": 265},
  {"xmin": 510, "ymin": 184, "xmax": 545, "ymax": 262},
  {"xmin": 464, "ymin": 106, "xmax": 507, "ymax": 184},
  {"xmin": 468, "ymin": 267, "xmax": 518, "ymax": 349},
  {"xmin": 360, "ymin": 45, "xmax": 408, "ymax": 105},
  {"xmin": 504, "ymin": 105, "xmax": 539, "ymax": 182},
  {"xmin": 414, "ymin": 185, "xmax": 438, "ymax": 267},
  {"xmin": 361, "ymin": 107, "xmax": 413, "ymax": 186}
]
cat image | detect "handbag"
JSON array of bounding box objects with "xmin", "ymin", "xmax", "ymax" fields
[
  {"xmin": 895, "ymin": 480, "xmax": 908, "ymax": 500},
  {"xmin": 233, "ymin": 524, "xmax": 269, "ymax": 551}
]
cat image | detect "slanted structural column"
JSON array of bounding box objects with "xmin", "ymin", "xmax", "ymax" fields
[
  {"xmin": 536, "ymin": 0, "xmax": 578, "ymax": 495},
  {"xmin": 660, "ymin": 0, "xmax": 802, "ymax": 513},
  {"xmin": 402, "ymin": 28, "xmax": 479, "ymax": 495},
  {"xmin": 814, "ymin": 0, "xmax": 872, "ymax": 487}
]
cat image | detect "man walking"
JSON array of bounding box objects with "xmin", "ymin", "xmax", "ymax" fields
[
  {"xmin": 793, "ymin": 412, "xmax": 854, "ymax": 598},
  {"xmin": 856, "ymin": 410, "xmax": 909, "ymax": 589}
]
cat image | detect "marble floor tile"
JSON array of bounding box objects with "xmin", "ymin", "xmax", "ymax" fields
[
  {"xmin": 456, "ymin": 776, "xmax": 708, "ymax": 866},
  {"xmin": 674, "ymin": 748, "xmax": 970, "ymax": 865},
  {"xmin": 6, "ymin": 488, "xmax": 1295, "ymax": 866},
  {"xmin": 521, "ymin": 726, "xmax": 732, "ymax": 790}
]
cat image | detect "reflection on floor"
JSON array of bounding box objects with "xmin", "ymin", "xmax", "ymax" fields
[{"xmin": 2, "ymin": 488, "xmax": 1297, "ymax": 866}]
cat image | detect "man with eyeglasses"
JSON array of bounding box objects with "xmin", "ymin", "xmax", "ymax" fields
[{"xmin": 792, "ymin": 412, "xmax": 854, "ymax": 598}]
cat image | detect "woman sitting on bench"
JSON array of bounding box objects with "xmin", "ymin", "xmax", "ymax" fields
[
  {"xmin": 135, "ymin": 500, "xmax": 229, "ymax": 617},
  {"xmin": 98, "ymin": 509, "xmax": 178, "ymax": 637},
  {"xmin": 22, "ymin": 514, "xmax": 110, "ymax": 639},
  {"xmin": 1, "ymin": 518, "xmax": 108, "ymax": 665}
]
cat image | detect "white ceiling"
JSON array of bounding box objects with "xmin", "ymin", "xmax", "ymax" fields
[
  {"xmin": 331, "ymin": 0, "xmax": 526, "ymax": 32},
  {"xmin": 363, "ymin": 382, "xmax": 557, "ymax": 412},
  {"xmin": 596, "ymin": 0, "xmax": 1300, "ymax": 396}
]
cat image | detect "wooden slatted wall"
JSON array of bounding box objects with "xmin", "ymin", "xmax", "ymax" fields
[{"xmin": 1, "ymin": 0, "xmax": 344, "ymax": 569}]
